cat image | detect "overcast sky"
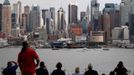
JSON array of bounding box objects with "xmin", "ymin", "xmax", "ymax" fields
[{"xmin": 0, "ymin": 0, "xmax": 121, "ymax": 19}]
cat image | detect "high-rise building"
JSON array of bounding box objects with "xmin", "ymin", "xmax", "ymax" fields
[
  {"xmin": 24, "ymin": 5, "xmax": 30, "ymax": 14},
  {"xmin": 114, "ymin": 4, "xmax": 121, "ymax": 27},
  {"xmin": 12, "ymin": 1, "xmax": 22, "ymax": 27},
  {"xmin": 120, "ymin": 0, "xmax": 131, "ymax": 25},
  {"xmin": 42, "ymin": 8, "xmax": 55, "ymax": 35},
  {"xmin": 57, "ymin": 7, "xmax": 65, "ymax": 31},
  {"xmin": 86, "ymin": 4, "xmax": 90, "ymax": 23},
  {"xmin": 50, "ymin": 7, "xmax": 55, "ymax": 24},
  {"xmin": 112, "ymin": 26, "xmax": 130, "ymax": 45},
  {"xmin": 24, "ymin": 5, "xmax": 30, "ymax": 32},
  {"xmin": 129, "ymin": 14, "xmax": 134, "ymax": 42},
  {"xmin": 103, "ymin": 3, "xmax": 119, "ymax": 28},
  {"xmin": 57, "ymin": 7, "xmax": 66, "ymax": 38},
  {"xmin": 42, "ymin": 9, "xmax": 49, "ymax": 26},
  {"xmin": 45, "ymin": 10, "xmax": 51, "ymax": 34},
  {"xmin": 68, "ymin": 4, "xmax": 78, "ymax": 25},
  {"xmin": 2, "ymin": 0, "xmax": 12, "ymax": 36},
  {"xmin": 91, "ymin": 0, "xmax": 100, "ymax": 31},
  {"xmin": 21, "ymin": 13, "xmax": 27, "ymax": 34},
  {"xmin": 82, "ymin": 17, "xmax": 88, "ymax": 34},
  {"xmin": 11, "ymin": 13, "xmax": 17, "ymax": 28},
  {"xmin": 29, "ymin": 5, "xmax": 40, "ymax": 32},
  {"xmin": 0, "ymin": 4, "xmax": 2, "ymax": 32},
  {"xmin": 50, "ymin": 7, "xmax": 55, "ymax": 33},
  {"xmin": 103, "ymin": 13, "xmax": 111, "ymax": 43},
  {"xmin": 80, "ymin": 12, "xmax": 86, "ymax": 22}
]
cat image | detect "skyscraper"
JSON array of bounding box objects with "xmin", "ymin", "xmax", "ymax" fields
[
  {"xmin": 103, "ymin": 12, "xmax": 111, "ymax": 43},
  {"xmin": 57, "ymin": 8, "xmax": 66, "ymax": 31},
  {"xmin": 57, "ymin": 7, "xmax": 66, "ymax": 38},
  {"xmin": 68, "ymin": 4, "xmax": 78, "ymax": 25},
  {"xmin": 2, "ymin": 0, "xmax": 12, "ymax": 36},
  {"xmin": 42, "ymin": 9, "xmax": 48, "ymax": 25},
  {"xmin": 129, "ymin": 14, "xmax": 134, "ymax": 42},
  {"xmin": 103, "ymin": 3, "xmax": 116, "ymax": 30},
  {"xmin": 12, "ymin": 1, "xmax": 22, "ymax": 27},
  {"xmin": 24, "ymin": 5, "xmax": 30, "ymax": 32},
  {"xmin": 80, "ymin": 12, "xmax": 86, "ymax": 22},
  {"xmin": 0, "ymin": 4, "xmax": 2, "ymax": 32},
  {"xmin": 50, "ymin": 7, "xmax": 55, "ymax": 33},
  {"xmin": 86, "ymin": 4, "xmax": 90, "ymax": 23},
  {"xmin": 50, "ymin": 7, "xmax": 55, "ymax": 24},
  {"xmin": 120, "ymin": 0, "xmax": 131, "ymax": 25},
  {"xmin": 91, "ymin": 0, "xmax": 100, "ymax": 31},
  {"xmin": 29, "ymin": 5, "xmax": 40, "ymax": 32}
]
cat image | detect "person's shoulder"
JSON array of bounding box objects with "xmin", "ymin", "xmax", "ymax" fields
[
  {"xmin": 72, "ymin": 73, "xmax": 83, "ymax": 75},
  {"xmin": 92, "ymin": 70, "xmax": 98, "ymax": 75}
]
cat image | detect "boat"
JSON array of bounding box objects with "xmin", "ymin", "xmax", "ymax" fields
[
  {"xmin": 102, "ymin": 48, "xmax": 110, "ymax": 51},
  {"xmin": 0, "ymin": 39, "xmax": 9, "ymax": 48},
  {"xmin": 51, "ymin": 41, "xmax": 64, "ymax": 49}
]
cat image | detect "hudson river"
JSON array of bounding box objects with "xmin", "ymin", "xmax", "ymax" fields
[{"xmin": 0, "ymin": 47, "xmax": 134, "ymax": 75}]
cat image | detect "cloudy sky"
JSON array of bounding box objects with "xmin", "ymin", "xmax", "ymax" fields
[{"xmin": 0, "ymin": 0, "xmax": 121, "ymax": 19}]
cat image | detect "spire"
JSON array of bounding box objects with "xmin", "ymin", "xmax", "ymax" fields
[{"xmin": 3, "ymin": 0, "xmax": 10, "ymax": 5}]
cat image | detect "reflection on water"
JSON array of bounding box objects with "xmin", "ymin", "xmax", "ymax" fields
[{"xmin": 0, "ymin": 47, "xmax": 134, "ymax": 75}]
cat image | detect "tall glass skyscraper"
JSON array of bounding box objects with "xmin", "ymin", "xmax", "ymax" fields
[{"xmin": 68, "ymin": 4, "xmax": 78, "ymax": 25}]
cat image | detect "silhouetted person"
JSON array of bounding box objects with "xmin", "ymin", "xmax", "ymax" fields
[
  {"xmin": 114, "ymin": 61, "xmax": 128, "ymax": 75},
  {"xmin": 36, "ymin": 61, "xmax": 49, "ymax": 75},
  {"xmin": 72, "ymin": 67, "xmax": 83, "ymax": 75},
  {"xmin": 51, "ymin": 62, "xmax": 65, "ymax": 75},
  {"xmin": 101, "ymin": 73, "xmax": 105, "ymax": 75},
  {"xmin": 109, "ymin": 71, "xmax": 115, "ymax": 75},
  {"xmin": 2, "ymin": 61, "xmax": 18, "ymax": 75},
  {"xmin": 18, "ymin": 41, "xmax": 40, "ymax": 75},
  {"xmin": 84, "ymin": 63, "xmax": 98, "ymax": 75}
]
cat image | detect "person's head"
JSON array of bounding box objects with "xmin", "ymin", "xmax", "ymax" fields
[
  {"xmin": 7, "ymin": 62, "xmax": 12, "ymax": 67},
  {"xmin": 102, "ymin": 73, "xmax": 105, "ymax": 75},
  {"xmin": 40, "ymin": 61, "xmax": 45, "ymax": 68},
  {"xmin": 88, "ymin": 63, "xmax": 93, "ymax": 70},
  {"xmin": 22, "ymin": 41, "xmax": 29, "ymax": 48},
  {"xmin": 56, "ymin": 62, "xmax": 62, "ymax": 69},
  {"xmin": 117, "ymin": 61, "xmax": 124, "ymax": 68},
  {"xmin": 75, "ymin": 67, "xmax": 80, "ymax": 73},
  {"xmin": 21, "ymin": 41, "xmax": 29, "ymax": 53}
]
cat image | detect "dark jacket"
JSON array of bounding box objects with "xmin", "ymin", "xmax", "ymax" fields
[
  {"xmin": 84, "ymin": 69, "xmax": 98, "ymax": 75},
  {"xmin": 2, "ymin": 65, "xmax": 18, "ymax": 75},
  {"xmin": 36, "ymin": 67, "xmax": 49, "ymax": 75},
  {"xmin": 114, "ymin": 67, "xmax": 128, "ymax": 75},
  {"xmin": 51, "ymin": 69, "xmax": 65, "ymax": 75}
]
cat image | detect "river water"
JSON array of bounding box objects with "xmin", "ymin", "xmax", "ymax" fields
[{"xmin": 0, "ymin": 47, "xmax": 134, "ymax": 75}]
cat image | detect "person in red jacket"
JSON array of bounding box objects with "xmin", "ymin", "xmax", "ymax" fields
[{"xmin": 18, "ymin": 41, "xmax": 40, "ymax": 75}]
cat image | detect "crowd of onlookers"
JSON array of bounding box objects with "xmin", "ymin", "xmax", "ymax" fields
[
  {"xmin": 1, "ymin": 41, "xmax": 129, "ymax": 75},
  {"xmin": 1, "ymin": 61, "xmax": 129, "ymax": 75}
]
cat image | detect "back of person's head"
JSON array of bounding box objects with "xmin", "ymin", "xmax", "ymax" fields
[
  {"xmin": 21, "ymin": 41, "xmax": 29, "ymax": 53},
  {"xmin": 117, "ymin": 61, "xmax": 123, "ymax": 68},
  {"xmin": 56, "ymin": 62, "xmax": 62, "ymax": 69},
  {"xmin": 7, "ymin": 62, "xmax": 12, "ymax": 67},
  {"xmin": 75, "ymin": 67, "xmax": 80, "ymax": 73},
  {"xmin": 40, "ymin": 61, "xmax": 45, "ymax": 68},
  {"xmin": 110, "ymin": 71, "xmax": 115, "ymax": 75},
  {"xmin": 88, "ymin": 63, "xmax": 93, "ymax": 70},
  {"xmin": 22, "ymin": 41, "xmax": 29, "ymax": 48},
  {"xmin": 102, "ymin": 73, "xmax": 105, "ymax": 75}
]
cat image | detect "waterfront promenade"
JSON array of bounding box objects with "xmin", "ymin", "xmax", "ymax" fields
[{"xmin": 0, "ymin": 47, "xmax": 134, "ymax": 75}]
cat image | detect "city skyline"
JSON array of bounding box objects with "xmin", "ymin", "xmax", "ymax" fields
[{"xmin": 0, "ymin": 0, "xmax": 121, "ymax": 18}]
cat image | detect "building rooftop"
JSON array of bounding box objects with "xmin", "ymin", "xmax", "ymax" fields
[{"xmin": 3, "ymin": 0, "xmax": 10, "ymax": 5}]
